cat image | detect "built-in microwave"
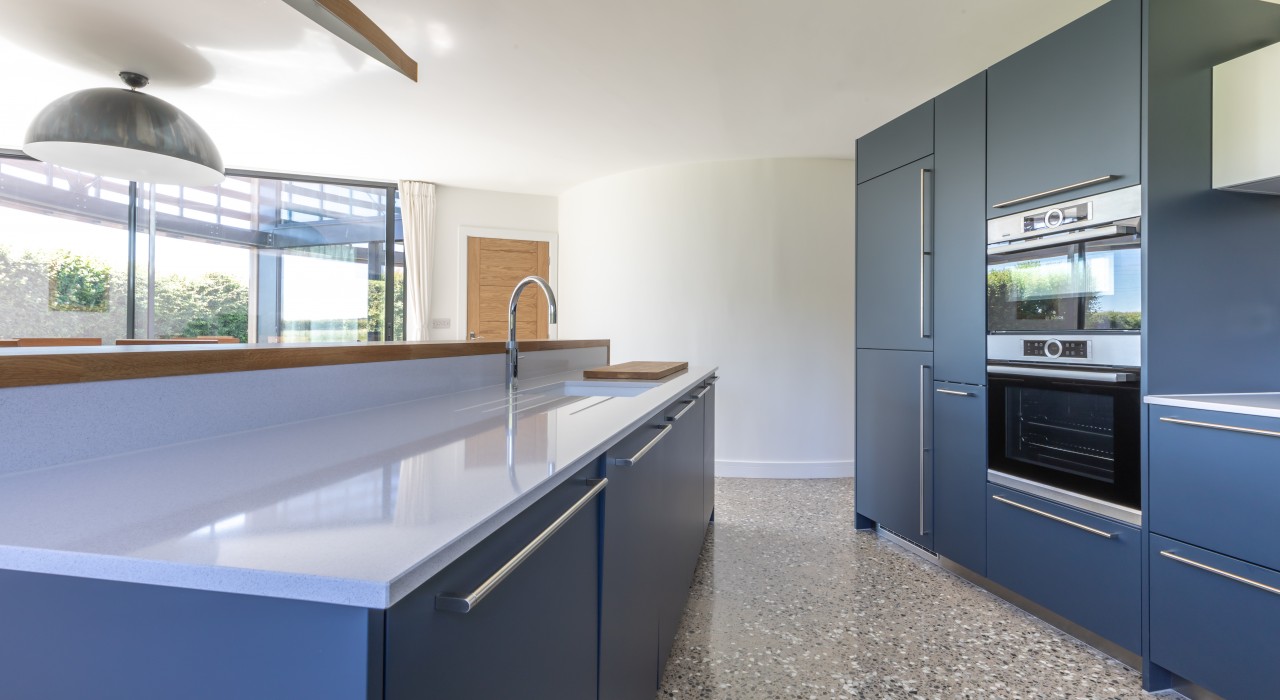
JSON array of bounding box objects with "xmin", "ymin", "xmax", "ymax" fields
[{"xmin": 987, "ymin": 364, "xmax": 1141, "ymax": 524}]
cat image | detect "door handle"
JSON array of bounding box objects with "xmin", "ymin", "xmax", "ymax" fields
[
  {"xmin": 919, "ymin": 364, "xmax": 930, "ymax": 537},
  {"xmin": 607, "ymin": 424, "xmax": 672, "ymax": 467},
  {"xmin": 668, "ymin": 399, "xmax": 696, "ymax": 422},
  {"xmin": 436, "ymin": 478, "xmax": 607, "ymax": 612},
  {"xmin": 992, "ymin": 494, "xmax": 1117, "ymax": 539},
  {"xmin": 992, "ymin": 175, "xmax": 1120, "ymax": 209},
  {"xmin": 1159, "ymin": 550, "xmax": 1280, "ymax": 597},
  {"xmin": 1158, "ymin": 416, "xmax": 1280, "ymax": 439},
  {"xmin": 919, "ymin": 168, "xmax": 932, "ymax": 339},
  {"xmin": 935, "ymin": 388, "xmax": 975, "ymax": 397}
]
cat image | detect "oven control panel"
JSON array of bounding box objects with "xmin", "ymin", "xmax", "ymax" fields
[{"xmin": 1024, "ymin": 339, "xmax": 1090, "ymax": 359}]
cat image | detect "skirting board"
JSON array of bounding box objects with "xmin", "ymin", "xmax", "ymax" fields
[{"xmin": 715, "ymin": 460, "xmax": 855, "ymax": 479}]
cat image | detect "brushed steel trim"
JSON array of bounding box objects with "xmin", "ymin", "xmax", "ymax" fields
[
  {"xmin": 1158, "ymin": 416, "xmax": 1280, "ymax": 439},
  {"xmin": 987, "ymin": 334, "xmax": 1141, "ymax": 368},
  {"xmin": 937, "ymin": 556, "xmax": 1142, "ymax": 671},
  {"xmin": 668, "ymin": 399, "xmax": 696, "ymax": 422},
  {"xmin": 992, "ymin": 175, "xmax": 1119, "ymax": 209},
  {"xmin": 987, "ymin": 223, "xmax": 1137, "ymax": 255},
  {"xmin": 609, "ymin": 424, "xmax": 672, "ymax": 467},
  {"xmin": 987, "ymin": 471, "xmax": 1142, "ymax": 526},
  {"xmin": 876, "ymin": 525, "xmax": 938, "ymax": 562},
  {"xmin": 936, "ymin": 388, "xmax": 976, "ymax": 397},
  {"xmin": 987, "ymin": 365, "xmax": 1137, "ymax": 382},
  {"xmin": 1160, "ymin": 550, "xmax": 1280, "ymax": 597},
  {"xmin": 435, "ymin": 478, "xmax": 607, "ymax": 613},
  {"xmin": 992, "ymin": 494, "xmax": 1117, "ymax": 539},
  {"xmin": 988, "ymin": 184, "xmax": 1141, "ymax": 244}
]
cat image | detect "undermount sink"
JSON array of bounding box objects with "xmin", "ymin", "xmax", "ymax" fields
[{"xmin": 534, "ymin": 380, "xmax": 661, "ymax": 398}]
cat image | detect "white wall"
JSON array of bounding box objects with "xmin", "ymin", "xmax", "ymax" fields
[
  {"xmin": 558, "ymin": 158, "xmax": 856, "ymax": 477},
  {"xmin": 429, "ymin": 186, "xmax": 560, "ymax": 340}
]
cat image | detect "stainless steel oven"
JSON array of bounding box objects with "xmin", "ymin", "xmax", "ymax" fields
[
  {"xmin": 987, "ymin": 185, "xmax": 1141, "ymax": 367},
  {"xmin": 987, "ymin": 364, "xmax": 1141, "ymax": 524}
]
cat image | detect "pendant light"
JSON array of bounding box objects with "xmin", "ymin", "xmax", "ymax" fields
[{"xmin": 23, "ymin": 72, "xmax": 224, "ymax": 186}]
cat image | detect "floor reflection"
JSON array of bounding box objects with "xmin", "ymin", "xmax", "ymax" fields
[{"xmin": 657, "ymin": 478, "xmax": 1146, "ymax": 699}]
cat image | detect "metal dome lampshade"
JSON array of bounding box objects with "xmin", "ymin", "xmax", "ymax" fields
[{"xmin": 23, "ymin": 72, "xmax": 224, "ymax": 186}]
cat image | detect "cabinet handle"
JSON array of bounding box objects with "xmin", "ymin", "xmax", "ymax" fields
[
  {"xmin": 668, "ymin": 399, "xmax": 696, "ymax": 422},
  {"xmin": 608, "ymin": 424, "xmax": 672, "ymax": 467},
  {"xmin": 919, "ymin": 168, "xmax": 932, "ymax": 339},
  {"xmin": 436, "ymin": 478, "xmax": 608, "ymax": 613},
  {"xmin": 1158, "ymin": 416, "xmax": 1280, "ymax": 439},
  {"xmin": 692, "ymin": 385, "xmax": 712, "ymax": 400},
  {"xmin": 935, "ymin": 388, "xmax": 975, "ymax": 397},
  {"xmin": 919, "ymin": 364, "xmax": 929, "ymax": 537},
  {"xmin": 991, "ymin": 175, "xmax": 1120, "ymax": 209},
  {"xmin": 1159, "ymin": 550, "xmax": 1280, "ymax": 597},
  {"xmin": 992, "ymin": 495, "xmax": 1116, "ymax": 539}
]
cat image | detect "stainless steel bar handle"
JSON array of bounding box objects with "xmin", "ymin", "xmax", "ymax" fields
[
  {"xmin": 1160, "ymin": 550, "xmax": 1280, "ymax": 597},
  {"xmin": 919, "ymin": 168, "xmax": 932, "ymax": 339},
  {"xmin": 992, "ymin": 495, "xmax": 1117, "ymax": 539},
  {"xmin": 435, "ymin": 478, "xmax": 608, "ymax": 613},
  {"xmin": 668, "ymin": 399, "xmax": 697, "ymax": 422},
  {"xmin": 608, "ymin": 424, "xmax": 673, "ymax": 467},
  {"xmin": 919, "ymin": 364, "xmax": 929, "ymax": 537},
  {"xmin": 987, "ymin": 365, "xmax": 1137, "ymax": 383},
  {"xmin": 1158, "ymin": 416, "xmax": 1280, "ymax": 439},
  {"xmin": 991, "ymin": 175, "xmax": 1120, "ymax": 209},
  {"xmin": 936, "ymin": 388, "xmax": 975, "ymax": 397},
  {"xmin": 692, "ymin": 385, "xmax": 712, "ymax": 400}
]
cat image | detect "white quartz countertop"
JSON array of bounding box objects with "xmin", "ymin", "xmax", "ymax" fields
[
  {"xmin": 1145, "ymin": 392, "xmax": 1280, "ymax": 418},
  {"xmin": 0, "ymin": 366, "xmax": 716, "ymax": 609}
]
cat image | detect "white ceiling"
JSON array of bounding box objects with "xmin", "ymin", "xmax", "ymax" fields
[{"xmin": 0, "ymin": 0, "xmax": 1106, "ymax": 195}]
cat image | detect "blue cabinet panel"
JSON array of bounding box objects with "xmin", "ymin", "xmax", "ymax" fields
[
  {"xmin": 1150, "ymin": 534, "xmax": 1280, "ymax": 699},
  {"xmin": 1149, "ymin": 405, "xmax": 1280, "ymax": 572},
  {"xmin": 703, "ymin": 381, "xmax": 717, "ymax": 524},
  {"xmin": 856, "ymin": 349, "xmax": 933, "ymax": 550},
  {"xmin": 856, "ymin": 101, "xmax": 934, "ymax": 184},
  {"xmin": 932, "ymin": 73, "xmax": 987, "ymax": 385},
  {"xmin": 933, "ymin": 382, "xmax": 986, "ymax": 575},
  {"xmin": 986, "ymin": 0, "xmax": 1140, "ymax": 213},
  {"xmin": 856, "ymin": 156, "xmax": 935, "ymax": 352},
  {"xmin": 385, "ymin": 464, "xmax": 601, "ymax": 700},
  {"xmin": 986, "ymin": 484, "xmax": 1140, "ymax": 652}
]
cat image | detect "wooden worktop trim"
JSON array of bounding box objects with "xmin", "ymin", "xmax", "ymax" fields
[{"xmin": 0, "ymin": 339, "xmax": 610, "ymax": 389}]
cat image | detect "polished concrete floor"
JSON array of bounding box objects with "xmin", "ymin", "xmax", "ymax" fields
[{"xmin": 657, "ymin": 478, "xmax": 1152, "ymax": 699}]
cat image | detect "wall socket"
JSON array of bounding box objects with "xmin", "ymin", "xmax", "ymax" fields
[{"xmin": 430, "ymin": 318, "xmax": 451, "ymax": 329}]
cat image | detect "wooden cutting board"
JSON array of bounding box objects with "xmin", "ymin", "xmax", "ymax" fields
[{"xmin": 583, "ymin": 361, "xmax": 688, "ymax": 380}]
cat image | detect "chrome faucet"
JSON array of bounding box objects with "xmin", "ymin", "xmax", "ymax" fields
[{"xmin": 506, "ymin": 275, "xmax": 558, "ymax": 393}]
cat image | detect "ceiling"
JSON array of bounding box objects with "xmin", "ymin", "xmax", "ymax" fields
[{"xmin": 0, "ymin": 0, "xmax": 1106, "ymax": 195}]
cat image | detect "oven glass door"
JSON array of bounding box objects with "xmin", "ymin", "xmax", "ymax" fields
[
  {"xmin": 988, "ymin": 372, "xmax": 1140, "ymax": 509},
  {"xmin": 987, "ymin": 233, "xmax": 1141, "ymax": 333}
]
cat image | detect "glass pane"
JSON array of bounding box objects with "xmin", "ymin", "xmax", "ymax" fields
[
  {"xmin": 0, "ymin": 157, "xmax": 130, "ymax": 342},
  {"xmin": 987, "ymin": 242, "xmax": 1083, "ymax": 332},
  {"xmin": 1005, "ymin": 385, "xmax": 1116, "ymax": 483},
  {"xmin": 394, "ymin": 241, "xmax": 406, "ymax": 341},
  {"xmin": 1082, "ymin": 234, "xmax": 1141, "ymax": 330},
  {"xmin": 140, "ymin": 181, "xmax": 253, "ymax": 341}
]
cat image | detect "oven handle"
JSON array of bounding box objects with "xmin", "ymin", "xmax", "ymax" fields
[
  {"xmin": 987, "ymin": 365, "xmax": 1137, "ymax": 383},
  {"xmin": 987, "ymin": 224, "xmax": 1138, "ymax": 256}
]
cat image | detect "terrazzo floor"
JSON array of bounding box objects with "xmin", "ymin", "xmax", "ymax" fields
[{"xmin": 656, "ymin": 478, "xmax": 1156, "ymax": 700}]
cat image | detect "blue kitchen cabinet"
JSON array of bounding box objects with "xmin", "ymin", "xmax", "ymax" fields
[
  {"xmin": 1149, "ymin": 534, "xmax": 1280, "ymax": 699},
  {"xmin": 856, "ymin": 101, "xmax": 933, "ymax": 184},
  {"xmin": 986, "ymin": 484, "xmax": 1141, "ymax": 653},
  {"xmin": 385, "ymin": 462, "xmax": 603, "ymax": 700},
  {"xmin": 932, "ymin": 73, "xmax": 987, "ymax": 385},
  {"xmin": 855, "ymin": 349, "xmax": 933, "ymax": 550},
  {"xmin": 657, "ymin": 387, "xmax": 708, "ymax": 677},
  {"xmin": 1149, "ymin": 405, "xmax": 1280, "ymax": 573},
  {"xmin": 932, "ymin": 382, "xmax": 986, "ymax": 575},
  {"xmin": 986, "ymin": 0, "xmax": 1140, "ymax": 214},
  {"xmin": 856, "ymin": 155, "xmax": 935, "ymax": 352},
  {"xmin": 702, "ymin": 379, "xmax": 717, "ymax": 524}
]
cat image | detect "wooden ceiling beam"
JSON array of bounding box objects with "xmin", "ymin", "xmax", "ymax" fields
[{"xmin": 281, "ymin": 0, "xmax": 418, "ymax": 82}]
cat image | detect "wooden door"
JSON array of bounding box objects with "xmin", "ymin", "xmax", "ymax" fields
[{"xmin": 467, "ymin": 237, "xmax": 550, "ymax": 341}]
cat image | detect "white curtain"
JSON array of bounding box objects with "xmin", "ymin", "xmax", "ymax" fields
[{"xmin": 399, "ymin": 180, "xmax": 436, "ymax": 341}]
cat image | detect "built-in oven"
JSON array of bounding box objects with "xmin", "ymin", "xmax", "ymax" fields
[
  {"xmin": 987, "ymin": 364, "xmax": 1141, "ymax": 524},
  {"xmin": 987, "ymin": 185, "xmax": 1141, "ymax": 367},
  {"xmin": 985, "ymin": 185, "xmax": 1143, "ymax": 525}
]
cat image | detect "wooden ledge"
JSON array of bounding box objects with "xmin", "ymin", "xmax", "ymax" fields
[{"xmin": 0, "ymin": 339, "xmax": 610, "ymax": 389}]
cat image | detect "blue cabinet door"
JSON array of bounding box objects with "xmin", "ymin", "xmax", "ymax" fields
[
  {"xmin": 1149, "ymin": 405, "xmax": 1280, "ymax": 572},
  {"xmin": 856, "ymin": 156, "xmax": 935, "ymax": 352},
  {"xmin": 933, "ymin": 73, "xmax": 988, "ymax": 385},
  {"xmin": 932, "ymin": 382, "xmax": 986, "ymax": 575},
  {"xmin": 856, "ymin": 349, "xmax": 933, "ymax": 550},
  {"xmin": 657, "ymin": 391, "xmax": 708, "ymax": 676},
  {"xmin": 703, "ymin": 381, "xmax": 717, "ymax": 524},
  {"xmin": 600, "ymin": 422, "xmax": 670, "ymax": 700},
  {"xmin": 1150, "ymin": 535, "xmax": 1280, "ymax": 699},
  {"xmin": 385, "ymin": 464, "xmax": 602, "ymax": 700},
  {"xmin": 986, "ymin": 0, "xmax": 1140, "ymax": 213},
  {"xmin": 986, "ymin": 485, "xmax": 1141, "ymax": 653},
  {"xmin": 857, "ymin": 101, "xmax": 934, "ymax": 184}
]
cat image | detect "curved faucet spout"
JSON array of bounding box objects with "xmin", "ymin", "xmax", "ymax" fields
[{"xmin": 506, "ymin": 276, "xmax": 558, "ymax": 392}]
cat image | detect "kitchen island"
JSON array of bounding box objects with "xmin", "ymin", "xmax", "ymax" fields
[{"xmin": 0, "ymin": 341, "xmax": 717, "ymax": 699}]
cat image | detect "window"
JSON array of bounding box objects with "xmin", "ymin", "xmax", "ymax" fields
[{"xmin": 0, "ymin": 153, "xmax": 404, "ymax": 343}]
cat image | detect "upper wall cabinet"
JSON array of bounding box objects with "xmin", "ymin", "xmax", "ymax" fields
[
  {"xmin": 857, "ymin": 102, "xmax": 934, "ymax": 184},
  {"xmin": 1214, "ymin": 40, "xmax": 1280, "ymax": 194},
  {"xmin": 986, "ymin": 0, "xmax": 1141, "ymax": 215}
]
